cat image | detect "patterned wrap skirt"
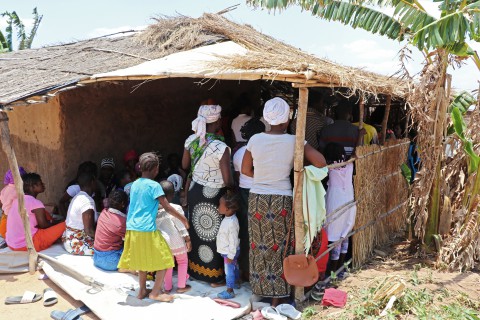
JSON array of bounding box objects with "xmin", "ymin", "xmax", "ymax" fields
[
  {"xmin": 248, "ymin": 193, "xmax": 294, "ymax": 298},
  {"xmin": 62, "ymin": 226, "xmax": 94, "ymax": 256},
  {"xmin": 187, "ymin": 181, "xmax": 226, "ymax": 283},
  {"xmin": 117, "ymin": 230, "xmax": 174, "ymax": 272}
]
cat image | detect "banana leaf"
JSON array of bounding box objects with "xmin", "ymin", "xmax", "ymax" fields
[{"xmin": 451, "ymin": 106, "xmax": 480, "ymax": 174}]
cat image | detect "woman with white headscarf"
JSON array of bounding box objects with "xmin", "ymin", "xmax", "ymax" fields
[
  {"xmin": 242, "ymin": 97, "xmax": 326, "ymax": 306},
  {"xmin": 182, "ymin": 104, "xmax": 233, "ymax": 284}
]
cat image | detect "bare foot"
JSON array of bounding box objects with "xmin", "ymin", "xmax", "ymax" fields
[
  {"xmin": 137, "ymin": 288, "xmax": 152, "ymax": 300},
  {"xmin": 149, "ymin": 293, "xmax": 174, "ymax": 302},
  {"xmin": 176, "ymin": 285, "xmax": 192, "ymax": 293},
  {"xmin": 210, "ymin": 281, "xmax": 226, "ymax": 288}
]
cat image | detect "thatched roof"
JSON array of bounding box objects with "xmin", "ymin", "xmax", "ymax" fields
[{"xmin": 0, "ymin": 13, "xmax": 408, "ymax": 105}]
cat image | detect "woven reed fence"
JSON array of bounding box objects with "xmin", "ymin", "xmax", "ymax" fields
[{"xmin": 352, "ymin": 139, "xmax": 410, "ymax": 267}]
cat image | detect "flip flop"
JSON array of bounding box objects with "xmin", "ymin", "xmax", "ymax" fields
[
  {"xmin": 276, "ymin": 304, "xmax": 301, "ymax": 320},
  {"xmin": 213, "ymin": 298, "xmax": 241, "ymax": 308},
  {"xmin": 5, "ymin": 291, "xmax": 43, "ymax": 304},
  {"xmin": 43, "ymin": 288, "xmax": 58, "ymax": 307},
  {"xmin": 261, "ymin": 307, "xmax": 287, "ymax": 320},
  {"xmin": 50, "ymin": 305, "xmax": 91, "ymax": 320}
]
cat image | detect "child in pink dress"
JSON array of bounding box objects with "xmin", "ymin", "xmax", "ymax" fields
[{"xmin": 156, "ymin": 180, "xmax": 191, "ymax": 293}]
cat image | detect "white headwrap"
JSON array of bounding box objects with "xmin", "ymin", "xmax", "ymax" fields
[
  {"xmin": 263, "ymin": 97, "xmax": 290, "ymax": 125},
  {"xmin": 191, "ymin": 105, "xmax": 222, "ymax": 145},
  {"xmin": 167, "ymin": 174, "xmax": 183, "ymax": 193}
]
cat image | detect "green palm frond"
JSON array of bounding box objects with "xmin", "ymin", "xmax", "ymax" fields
[
  {"xmin": 0, "ymin": 31, "xmax": 8, "ymax": 52},
  {"xmin": 24, "ymin": 8, "xmax": 42, "ymax": 49}
]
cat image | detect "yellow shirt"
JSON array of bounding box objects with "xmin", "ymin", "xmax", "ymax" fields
[{"xmin": 353, "ymin": 122, "xmax": 378, "ymax": 145}]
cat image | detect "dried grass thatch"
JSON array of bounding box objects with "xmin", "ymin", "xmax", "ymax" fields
[
  {"xmin": 353, "ymin": 140, "xmax": 409, "ymax": 266},
  {"xmin": 0, "ymin": 13, "xmax": 407, "ymax": 105}
]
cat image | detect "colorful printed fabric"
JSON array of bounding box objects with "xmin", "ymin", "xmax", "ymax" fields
[
  {"xmin": 248, "ymin": 193, "xmax": 294, "ymax": 298},
  {"xmin": 187, "ymin": 182, "xmax": 225, "ymax": 283},
  {"xmin": 62, "ymin": 226, "xmax": 94, "ymax": 256},
  {"xmin": 186, "ymin": 133, "xmax": 224, "ymax": 178}
]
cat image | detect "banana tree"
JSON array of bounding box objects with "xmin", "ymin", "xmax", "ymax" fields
[
  {"xmin": 1, "ymin": 7, "xmax": 42, "ymax": 52},
  {"xmin": 248, "ymin": 0, "xmax": 480, "ymax": 244}
]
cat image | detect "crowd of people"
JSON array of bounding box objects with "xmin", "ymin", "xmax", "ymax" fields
[{"xmin": 0, "ymin": 91, "xmax": 410, "ymax": 306}]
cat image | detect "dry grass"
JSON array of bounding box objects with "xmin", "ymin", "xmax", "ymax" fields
[
  {"xmin": 1, "ymin": 13, "xmax": 408, "ymax": 105},
  {"xmin": 353, "ymin": 140, "xmax": 409, "ymax": 267}
]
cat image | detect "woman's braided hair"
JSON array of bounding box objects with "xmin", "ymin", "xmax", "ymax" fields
[
  {"xmin": 139, "ymin": 152, "xmax": 159, "ymax": 172},
  {"xmin": 240, "ymin": 118, "xmax": 266, "ymax": 141}
]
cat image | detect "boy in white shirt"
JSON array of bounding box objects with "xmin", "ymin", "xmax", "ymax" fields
[{"xmin": 216, "ymin": 193, "xmax": 240, "ymax": 299}]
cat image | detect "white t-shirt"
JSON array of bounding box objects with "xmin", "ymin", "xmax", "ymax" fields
[
  {"xmin": 216, "ymin": 214, "xmax": 240, "ymax": 260},
  {"xmin": 66, "ymin": 191, "xmax": 96, "ymax": 230},
  {"xmin": 233, "ymin": 146, "xmax": 253, "ymax": 189},
  {"xmin": 185, "ymin": 134, "xmax": 230, "ymax": 188},
  {"xmin": 247, "ymin": 133, "xmax": 299, "ymax": 196},
  {"xmin": 231, "ymin": 114, "xmax": 252, "ymax": 143}
]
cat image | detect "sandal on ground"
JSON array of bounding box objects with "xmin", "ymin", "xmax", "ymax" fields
[
  {"xmin": 311, "ymin": 283, "xmax": 326, "ymax": 302},
  {"xmin": 5, "ymin": 291, "xmax": 43, "ymax": 305},
  {"xmin": 217, "ymin": 290, "xmax": 235, "ymax": 299},
  {"xmin": 261, "ymin": 307, "xmax": 287, "ymax": 320},
  {"xmin": 213, "ymin": 298, "xmax": 241, "ymax": 308},
  {"xmin": 43, "ymin": 288, "xmax": 58, "ymax": 307},
  {"xmin": 176, "ymin": 285, "xmax": 192, "ymax": 293},
  {"xmin": 276, "ymin": 304, "xmax": 301, "ymax": 320},
  {"xmin": 50, "ymin": 305, "xmax": 91, "ymax": 320}
]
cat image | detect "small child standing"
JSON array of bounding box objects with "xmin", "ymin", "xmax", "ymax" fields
[
  {"xmin": 156, "ymin": 180, "xmax": 191, "ymax": 293},
  {"xmin": 324, "ymin": 143, "xmax": 356, "ymax": 280},
  {"xmin": 117, "ymin": 153, "xmax": 189, "ymax": 302},
  {"xmin": 216, "ymin": 193, "xmax": 240, "ymax": 299}
]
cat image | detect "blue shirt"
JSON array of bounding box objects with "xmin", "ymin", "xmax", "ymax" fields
[{"xmin": 126, "ymin": 178, "xmax": 164, "ymax": 232}]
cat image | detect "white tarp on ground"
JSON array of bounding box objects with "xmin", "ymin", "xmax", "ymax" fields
[
  {"xmin": 91, "ymin": 41, "xmax": 297, "ymax": 81},
  {"xmin": 0, "ymin": 244, "xmax": 251, "ymax": 320}
]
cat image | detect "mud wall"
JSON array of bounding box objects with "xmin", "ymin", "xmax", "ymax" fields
[
  {"xmin": 0, "ymin": 97, "xmax": 65, "ymax": 205},
  {"xmin": 60, "ymin": 78, "xmax": 259, "ymax": 197}
]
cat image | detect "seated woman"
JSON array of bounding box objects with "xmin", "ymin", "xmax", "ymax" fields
[
  {"xmin": 6, "ymin": 173, "xmax": 66, "ymax": 251},
  {"xmin": 0, "ymin": 167, "xmax": 27, "ymax": 239},
  {"xmin": 93, "ymin": 189, "xmax": 128, "ymax": 271},
  {"xmin": 58, "ymin": 161, "xmax": 99, "ymax": 218},
  {"xmin": 63, "ymin": 172, "xmax": 97, "ymax": 256}
]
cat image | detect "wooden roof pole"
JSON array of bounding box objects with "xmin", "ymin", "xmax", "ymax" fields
[
  {"xmin": 359, "ymin": 96, "xmax": 364, "ymax": 130},
  {"xmin": 0, "ymin": 111, "xmax": 37, "ymax": 274},
  {"xmin": 293, "ymin": 87, "xmax": 308, "ymax": 302},
  {"xmin": 380, "ymin": 95, "xmax": 392, "ymax": 144}
]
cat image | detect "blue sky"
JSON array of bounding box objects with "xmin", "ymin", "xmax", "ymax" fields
[{"xmin": 2, "ymin": 1, "xmax": 478, "ymax": 91}]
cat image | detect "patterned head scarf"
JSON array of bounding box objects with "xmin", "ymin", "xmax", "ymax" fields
[
  {"xmin": 191, "ymin": 105, "xmax": 222, "ymax": 146},
  {"xmin": 101, "ymin": 158, "xmax": 115, "ymax": 169},
  {"xmin": 4, "ymin": 167, "xmax": 27, "ymax": 185},
  {"xmin": 263, "ymin": 97, "xmax": 290, "ymax": 125},
  {"xmin": 167, "ymin": 174, "xmax": 183, "ymax": 193}
]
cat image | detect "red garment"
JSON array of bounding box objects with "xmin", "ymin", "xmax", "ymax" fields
[
  {"xmin": 94, "ymin": 208, "xmax": 126, "ymax": 251},
  {"xmin": 311, "ymin": 228, "xmax": 329, "ymax": 273},
  {"xmin": 123, "ymin": 150, "xmax": 139, "ymax": 165},
  {"xmin": 322, "ymin": 288, "xmax": 348, "ymax": 308},
  {"xmin": 9, "ymin": 222, "xmax": 66, "ymax": 252}
]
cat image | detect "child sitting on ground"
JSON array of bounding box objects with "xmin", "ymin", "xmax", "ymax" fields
[
  {"xmin": 93, "ymin": 189, "xmax": 128, "ymax": 272},
  {"xmin": 156, "ymin": 180, "xmax": 191, "ymax": 293},
  {"xmin": 117, "ymin": 152, "xmax": 189, "ymax": 302},
  {"xmin": 216, "ymin": 192, "xmax": 240, "ymax": 299}
]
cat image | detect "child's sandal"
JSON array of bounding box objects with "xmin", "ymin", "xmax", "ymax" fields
[{"xmin": 217, "ymin": 290, "xmax": 235, "ymax": 299}]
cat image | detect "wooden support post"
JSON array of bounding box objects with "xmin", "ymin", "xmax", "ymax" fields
[
  {"xmin": 0, "ymin": 111, "xmax": 37, "ymax": 273},
  {"xmin": 293, "ymin": 88, "xmax": 308, "ymax": 302},
  {"xmin": 380, "ymin": 95, "xmax": 392, "ymax": 145},
  {"xmin": 358, "ymin": 96, "xmax": 365, "ymax": 130}
]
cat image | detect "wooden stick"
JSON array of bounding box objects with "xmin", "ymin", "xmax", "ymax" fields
[
  {"xmin": 380, "ymin": 95, "xmax": 392, "ymax": 145},
  {"xmin": 0, "ymin": 111, "xmax": 38, "ymax": 273},
  {"xmin": 359, "ymin": 96, "xmax": 365, "ymax": 130},
  {"xmin": 293, "ymin": 87, "xmax": 308, "ymax": 302}
]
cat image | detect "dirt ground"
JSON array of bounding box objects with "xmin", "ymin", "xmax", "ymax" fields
[
  {"xmin": 0, "ymin": 271, "xmax": 99, "ymax": 320},
  {"xmin": 308, "ymin": 239, "xmax": 480, "ymax": 319}
]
